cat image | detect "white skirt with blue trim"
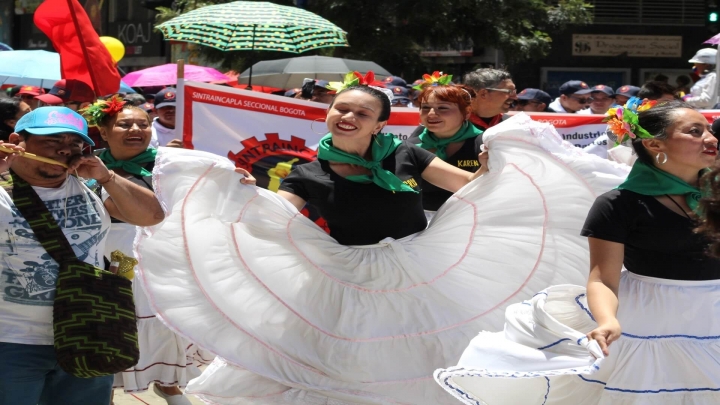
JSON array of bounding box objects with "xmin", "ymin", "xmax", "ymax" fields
[
  {"xmin": 135, "ymin": 114, "xmax": 630, "ymax": 404},
  {"xmin": 435, "ymin": 271, "xmax": 720, "ymax": 404}
]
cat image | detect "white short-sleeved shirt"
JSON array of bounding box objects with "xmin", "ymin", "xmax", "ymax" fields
[
  {"xmin": 150, "ymin": 118, "xmax": 176, "ymax": 149},
  {"xmin": 0, "ymin": 176, "xmax": 110, "ymax": 345}
]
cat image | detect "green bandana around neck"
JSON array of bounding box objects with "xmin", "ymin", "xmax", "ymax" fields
[
  {"xmin": 616, "ymin": 160, "xmax": 703, "ymax": 211},
  {"xmin": 317, "ymin": 133, "xmax": 417, "ymax": 193},
  {"xmin": 98, "ymin": 148, "xmax": 158, "ymax": 177},
  {"xmin": 417, "ymin": 121, "xmax": 482, "ymax": 160}
]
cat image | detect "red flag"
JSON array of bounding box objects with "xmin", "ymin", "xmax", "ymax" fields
[{"xmin": 34, "ymin": 0, "xmax": 121, "ymax": 97}]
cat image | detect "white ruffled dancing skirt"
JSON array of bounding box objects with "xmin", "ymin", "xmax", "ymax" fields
[
  {"xmin": 435, "ymin": 272, "xmax": 720, "ymax": 404},
  {"xmin": 106, "ymin": 222, "xmax": 214, "ymax": 393},
  {"xmin": 135, "ymin": 114, "xmax": 630, "ymax": 404}
]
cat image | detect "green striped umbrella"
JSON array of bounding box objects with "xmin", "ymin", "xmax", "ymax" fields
[{"xmin": 156, "ymin": 1, "xmax": 349, "ymax": 54}]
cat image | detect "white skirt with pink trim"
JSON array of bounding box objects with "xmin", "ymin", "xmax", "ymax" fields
[
  {"xmin": 105, "ymin": 222, "xmax": 214, "ymax": 393},
  {"xmin": 135, "ymin": 114, "xmax": 630, "ymax": 404}
]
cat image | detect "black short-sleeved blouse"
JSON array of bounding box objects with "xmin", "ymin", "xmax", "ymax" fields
[
  {"xmin": 279, "ymin": 142, "xmax": 437, "ymax": 246},
  {"xmin": 581, "ymin": 189, "xmax": 720, "ymax": 280},
  {"xmin": 408, "ymin": 126, "xmax": 483, "ymax": 211}
]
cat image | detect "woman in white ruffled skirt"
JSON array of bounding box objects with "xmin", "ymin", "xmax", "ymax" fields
[
  {"xmin": 135, "ymin": 85, "xmax": 629, "ymax": 404},
  {"xmin": 84, "ymin": 99, "xmax": 213, "ymax": 405},
  {"xmin": 436, "ymin": 99, "xmax": 720, "ymax": 404}
]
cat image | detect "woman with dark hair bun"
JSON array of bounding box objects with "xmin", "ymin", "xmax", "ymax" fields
[
  {"xmin": 408, "ymin": 76, "xmax": 484, "ymax": 212},
  {"xmin": 698, "ymin": 168, "xmax": 720, "ymax": 257},
  {"xmin": 276, "ymin": 83, "xmax": 487, "ymax": 245},
  {"xmin": 435, "ymin": 98, "xmax": 720, "ymax": 405},
  {"xmin": 0, "ymin": 97, "xmax": 31, "ymax": 141}
]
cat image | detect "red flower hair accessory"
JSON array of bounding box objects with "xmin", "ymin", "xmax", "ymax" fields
[{"xmin": 81, "ymin": 94, "xmax": 128, "ymax": 127}]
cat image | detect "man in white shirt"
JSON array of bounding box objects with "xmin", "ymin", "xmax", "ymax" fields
[
  {"xmin": 548, "ymin": 80, "xmax": 593, "ymax": 113},
  {"xmin": 0, "ymin": 107, "xmax": 164, "ymax": 405},
  {"xmin": 149, "ymin": 87, "xmax": 182, "ymax": 148},
  {"xmin": 577, "ymin": 84, "xmax": 615, "ymax": 115}
]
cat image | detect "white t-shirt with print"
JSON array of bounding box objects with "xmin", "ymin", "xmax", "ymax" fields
[{"xmin": 0, "ymin": 176, "xmax": 110, "ymax": 345}]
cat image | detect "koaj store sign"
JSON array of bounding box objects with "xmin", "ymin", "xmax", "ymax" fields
[{"xmin": 110, "ymin": 21, "xmax": 162, "ymax": 57}]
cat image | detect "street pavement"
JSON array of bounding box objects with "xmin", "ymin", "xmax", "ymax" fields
[{"xmin": 113, "ymin": 387, "xmax": 204, "ymax": 404}]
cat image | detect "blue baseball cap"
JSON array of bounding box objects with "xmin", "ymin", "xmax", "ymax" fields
[
  {"xmin": 314, "ymin": 80, "xmax": 331, "ymax": 89},
  {"xmin": 15, "ymin": 106, "xmax": 94, "ymax": 146},
  {"xmin": 615, "ymin": 85, "xmax": 640, "ymax": 98},
  {"xmin": 390, "ymin": 86, "xmax": 410, "ymax": 100},
  {"xmin": 517, "ymin": 88, "xmax": 552, "ymax": 105},
  {"xmin": 383, "ymin": 76, "xmax": 408, "ymax": 88},
  {"xmin": 559, "ymin": 80, "xmax": 593, "ymax": 96}
]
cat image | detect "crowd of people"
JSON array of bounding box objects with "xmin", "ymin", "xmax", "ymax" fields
[
  {"xmin": 278, "ymin": 47, "xmax": 718, "ymax": 123},
  {"xmin": 0, "ymin": 44, "xmax": 719, "ymax": 405}
]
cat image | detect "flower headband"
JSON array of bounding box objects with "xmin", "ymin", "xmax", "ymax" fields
[
  {"xmin": 80, "ymin": 94, "xmax": 127, "ymax": 127},
  {"xmin": 413, "ymin": 71, "xmax": 453, "ymax": 90},
  {"xmin": 326, "ymin": 71, "xmax": 394, "ymax": 102},
  {"xmin": 604, "ymin": 97, "xmax": 658, "ymax": 145}
]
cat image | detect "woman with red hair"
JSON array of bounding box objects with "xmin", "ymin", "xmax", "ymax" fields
[{"xmin": 408, "ymin": 83, "xmax": 484, "ymax": 212}]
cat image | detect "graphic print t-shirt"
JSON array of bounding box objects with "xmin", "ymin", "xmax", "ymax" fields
[{"xmin": 0, "ymin": 177, "xmax": 110, "ymax": 345}]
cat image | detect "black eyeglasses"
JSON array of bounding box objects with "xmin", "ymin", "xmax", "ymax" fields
[{"xmin": 517, "ymin": 100, "xmax": 541, "ymax": 106}]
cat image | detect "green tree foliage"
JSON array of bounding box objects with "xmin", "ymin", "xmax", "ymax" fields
[{"xmin": 155, "ymin": 0, "xmax": 592, "ymax": 76}]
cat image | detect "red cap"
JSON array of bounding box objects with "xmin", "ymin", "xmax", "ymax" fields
[
  {"xmin": 35, "ymin": 79, "xmax": 96, "ymax": 105},
  {"xmin": 17, "ymin": 85, "xmax": 45, "ymax": 96}
]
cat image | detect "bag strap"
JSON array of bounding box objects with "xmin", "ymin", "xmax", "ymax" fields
[
  {"xmin": 7, "ymin": 171, "xmax": 82, "ymax": 265},
  {"xmin": 0, "ymin": 171, "xmax": 13, "ymax": 199}
]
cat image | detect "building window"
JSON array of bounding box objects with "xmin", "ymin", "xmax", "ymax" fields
[{"xmin": 588, "ymin": 0, "xmax": 705, "ymax": 26}]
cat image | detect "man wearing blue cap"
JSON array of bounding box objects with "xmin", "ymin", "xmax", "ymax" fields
[
  {"xmin": 0, "ymin": 107, "xmax": 164, "ymax": 405},
  {"xmin": 614, "ymin": 85, "xmax": 640, "ymax": 106},
  {"xmin": 548, "ymin": 80, "xmax": 593, "ymax": 113},
  {"xmin": 577, "ymin": 84, "xmax": 615, "ymax": 115},
  {"xmin": 150, "ymin": 87, "xmax": 182, "ymax": 148},
  {"xmin": 514, "ymin": 88, "xmax": 553, "ymax": 112},
  {"xmin": 311, "ymin": 80, "xmax": 336, "ymax": 104},
  {"xmin": 389, "ymin": 86, "xmax": 412, "ymax": 107}
]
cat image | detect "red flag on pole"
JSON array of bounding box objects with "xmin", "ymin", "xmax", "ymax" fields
[{"xmin": 34, "ymin": 0, "xmax": 121, "ymax": 97}]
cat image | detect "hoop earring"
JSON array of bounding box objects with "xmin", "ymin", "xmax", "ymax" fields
[
  {"xmin": 310, "ymin": 118, "xmax": 327, "ymax": 135},
  {"xmin": 656, "ymin": 152, "xmax": 668, "ymax": 165}
]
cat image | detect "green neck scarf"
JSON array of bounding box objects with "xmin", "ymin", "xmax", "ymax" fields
[
  {"xmin": 617, "ymin": 160, "xmax": 703, "ymax": 211},
  {"xmin": 317, "ymin": 133, "xmax": 417, "ymax": 193},
  {"xmin": 98, "ymin": 148, "xmax": 157, "ymax": 177},
  {"xmin": 417, "ymin": 121, "xmax": 482, "ymax": 160}
]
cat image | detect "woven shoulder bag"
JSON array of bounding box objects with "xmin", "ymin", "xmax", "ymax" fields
[{"xmin": 1, "ymin": 171, "xmax": 139, "ymax": 378}]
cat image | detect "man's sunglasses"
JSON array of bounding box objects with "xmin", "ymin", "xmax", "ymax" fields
[
  {"xmin": 569, "ymin": 96, "xmax": 590, "ymax": 104},
  {"xmin": 516, "ymin": 100, "xmax": 542, "ymax": 106}
]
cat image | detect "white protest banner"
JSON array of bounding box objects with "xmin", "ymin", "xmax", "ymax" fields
[{"xmin": 178, "ymin": 81, "xmax": 720, "ymax": 169}]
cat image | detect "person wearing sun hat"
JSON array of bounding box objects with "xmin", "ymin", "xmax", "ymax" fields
[
  {"xmin": 0, "ymin": 106, "xmax": 164, "ymax": 405},
  {"xmin": 683, "ymin": 48, "xmax": 718, "ymax": 109}
]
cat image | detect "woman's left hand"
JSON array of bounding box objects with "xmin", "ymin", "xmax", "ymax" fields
[
  {"xmin": 477, "ymin": 150, "xmax": 489, "ymax": 176},
  {"xmin": 235, "ymin": 167, "xmax": 257, "ymax": 185}
]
